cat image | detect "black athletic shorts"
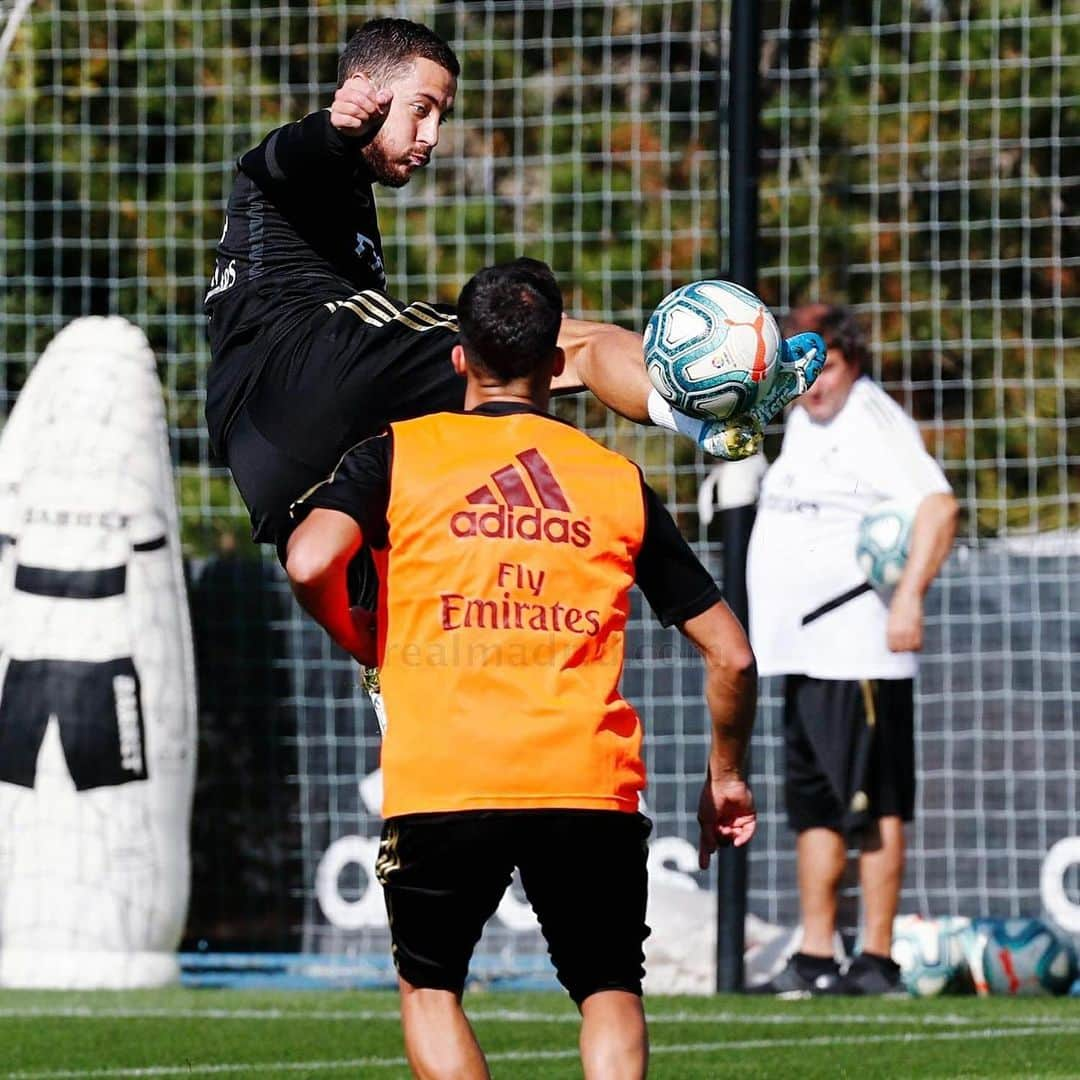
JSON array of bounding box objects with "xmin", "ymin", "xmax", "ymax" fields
[
  {"xmin": 213, "ymin": 290, "xmax": 463, "ymax": 551},
  {"xmin": 376, "ymin": 809, "xmax": 652, "ymax": 1005},
  {"xmin": 0, "ymin": 657, "xmax": 149, "ymax": 790},
  {"xmin": 783, "ymin": 675, "xmax": 915, "ymax": 837}
]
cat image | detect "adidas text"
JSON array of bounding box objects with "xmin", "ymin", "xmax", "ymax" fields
[{"xmin": 450, "ymin": 505, "xmax": 591, "ymax": 548}]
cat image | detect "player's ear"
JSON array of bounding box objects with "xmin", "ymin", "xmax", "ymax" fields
[
  {"xmin": 451, "ymin": 343, "xmax": 468, "ymax": 377},
  {"xmin": 550, "ymin": 346, "xmax": 565, "ymax": 379}
]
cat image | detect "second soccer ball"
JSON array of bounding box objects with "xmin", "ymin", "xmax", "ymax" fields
[{"xmin": 856, "ymin": 499, "xmax": 916, "ymax": 590}]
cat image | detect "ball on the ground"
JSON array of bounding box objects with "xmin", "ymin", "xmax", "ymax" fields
[
  {"xmin": 856, "ymin": 499, "xmax": 916, "ymax": 589},
  {"xmin": 963, "ymin": 917, "xmax": 1078, "ymax": 996},
  {"xmin": 643, "ymin": 280, "xmax": 781, "ymax": 420},
  {"xmin": 891, "ymin": 914, "xmax": 971, "ymax": 998}
]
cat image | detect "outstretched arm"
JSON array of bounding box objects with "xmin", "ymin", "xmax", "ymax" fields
[
  {"xmin": 678, "ymin": 601, "xmax": 759, "ymax": 866},
  {"xmin": 887, "ymin": 491, "xmax": 959, "ymax": 652},
  {"xmin": 286, "ymin": 508, "xmax": 374, "ymax": 664}
]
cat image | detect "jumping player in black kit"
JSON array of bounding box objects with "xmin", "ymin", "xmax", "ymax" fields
[
  {"xmin": 204, "ymin": 17, "xmax": 826, "ymax": 667},
  {"xmin": 206, "ymin": 19, "xmax": 657, "ymax": 565}
]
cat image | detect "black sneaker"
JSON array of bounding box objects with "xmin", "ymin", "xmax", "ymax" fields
[
  {"xmin": 827, "ymin": 952, "xmax": 905, "ymax": 996},
  {"xmin": 750, "ymin": 953, "xmax": 841, "ymax": 998}
]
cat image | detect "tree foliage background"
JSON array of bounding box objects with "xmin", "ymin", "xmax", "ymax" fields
[{"xmin": 2, "ymin": 0, "xmax": 1076, "ymax": 545}]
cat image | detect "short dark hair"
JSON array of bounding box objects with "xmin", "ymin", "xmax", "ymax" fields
[
  {"xmin": 337, "ymin": 18, "xmax": 460, "ymax": 88},
  {"xmin": 457, "ymin": 259, "xmax": 564, "ymax": 382},
  {"xmin": 783, "ymin": 303, "xmax": 870, "ymax": 371}
]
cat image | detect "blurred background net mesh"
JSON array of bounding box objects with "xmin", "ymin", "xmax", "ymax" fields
[{"xmin": 0, "ymin": 0, "xmax": 1077, "ymax": 967}]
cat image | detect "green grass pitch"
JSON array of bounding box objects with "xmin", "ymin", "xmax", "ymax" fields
[{"xmin": 1, "ymin": 988, "xmax": 1078, "ymax": 1077}]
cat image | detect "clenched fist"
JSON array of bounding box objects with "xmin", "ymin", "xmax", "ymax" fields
[{"xmin": 331, "ymin": 73, "xmax": 393, "ymax": 138}]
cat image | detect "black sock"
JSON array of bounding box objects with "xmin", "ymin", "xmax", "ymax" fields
[
  {"xmin": 793, "ymin": 951, "xmax": 840, "ymax": 977},
  {"xmin": 857, "ymin": 950, "xmax": 899, "ymax": 973}
]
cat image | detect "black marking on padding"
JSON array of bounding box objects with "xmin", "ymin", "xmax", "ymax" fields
[
  {"xmin": 133, "ymin": 535, "xmax": 167, "ymax": 552},
  {"xmin": 0, "ymin": 533, "xmax": 14, "ymax": 547},
  {"xmin": 0, "ymin": 657, "xmax": 149, "ymax": 790},
  {"xmin": 14, "ymin": 563, "xmax": 126, "ymax": 599}
]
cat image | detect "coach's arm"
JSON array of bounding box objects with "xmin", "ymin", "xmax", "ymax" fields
[
  {"xmin": 887, "ymin": 491, "xmax": 959, "ymax": 653},
  {"xmin": 286, "ymin": 509, "xmax": 376, "ymax": 665},
  {"xmin": 678, "ymin": 600, "xmax": 758, "ymax": 867}
]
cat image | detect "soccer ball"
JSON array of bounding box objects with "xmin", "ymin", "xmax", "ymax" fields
[
  {"xmin": 963, "ymin": 917, "xmax": 1078, "ymax": 996},
  {"xmin": 855, "ymin": 499, "xmax": 916, "ymax": 589},
  {"xmin": 891, "ymin": 914, "xmax": 972, "ymax": 998},
  {"xmin": 643, "ymin": 280, "xmax": 781, "ymax": 420}
]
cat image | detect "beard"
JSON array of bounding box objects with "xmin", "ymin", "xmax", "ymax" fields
[{"xmin": 361, "ymin": 135, "xmax": 413, "ymax": 189}]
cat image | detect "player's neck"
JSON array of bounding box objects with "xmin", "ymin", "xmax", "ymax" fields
[{"xmin": 464, "ymin": 378, "xmax": 550, "ymax": 413}]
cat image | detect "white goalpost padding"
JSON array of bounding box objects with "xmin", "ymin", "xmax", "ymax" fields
[{"xmin": 0, "ymin": 317, "xmax": 197, "ymax": 988}]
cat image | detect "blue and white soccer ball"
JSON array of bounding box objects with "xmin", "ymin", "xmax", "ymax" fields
[
  {"xmin": 643, "ymin": 280, "xmax": 781, "ymax": 420},
  {"xmin": 963, "ymin": 917, "xmax": 1078, "ymax": 997},
  {"xmin": 856, "ymin": 499, "xmax": 916, "ymax": 590},
  {"xmin": 891, "ymin": 914, "xmax": 972, "ymax": 998}
]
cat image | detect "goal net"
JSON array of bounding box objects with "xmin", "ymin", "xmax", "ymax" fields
[{"xmin": 1, "ymin": 0, "xmax": 1076, "ymax": 988}]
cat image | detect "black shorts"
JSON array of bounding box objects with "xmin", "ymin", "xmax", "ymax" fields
[
  {"xmin": 783, "ymin": 675, "xmax": 915, "ymax": 837},
  {"xmin": 376, "ymin": 809, "xmax": 652, "ymax": 1005},
  {"xmin": 0, "ymin": 657, "xmax": 149, "ymax": 791},
  {"xmin": 214, "ymin": 290, "xmax": 463, "ymax": 549}
]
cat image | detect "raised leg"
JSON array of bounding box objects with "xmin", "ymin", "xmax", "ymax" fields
[{"xmin": 553, "ymin": 317, "xmax": 652, "ymax": 422}]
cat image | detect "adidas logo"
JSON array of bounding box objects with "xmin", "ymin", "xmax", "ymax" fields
[{"xmin": 450, "ymin": 448, "xmax": 591, "ymax": 548}]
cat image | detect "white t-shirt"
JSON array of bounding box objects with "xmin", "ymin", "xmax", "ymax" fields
[{"xmin": 747, "ymin": 376, "xmax": 952, "ymax": 680}]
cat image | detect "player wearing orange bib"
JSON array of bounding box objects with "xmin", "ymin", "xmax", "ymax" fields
[{"xmin": 286, "ymin": 259, "xmax": 757, "ymax": 1080}]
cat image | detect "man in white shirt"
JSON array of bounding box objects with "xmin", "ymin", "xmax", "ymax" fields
[{"xmin": 747, "ymin": 304, "xmax": 958, "ymax": 995}]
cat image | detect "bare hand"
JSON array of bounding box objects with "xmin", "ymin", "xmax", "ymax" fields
[
  {"xmin": 886, "ymin": 589, "xmax": 923, "ymax": 652},
  {"xmin": 697, "ymin": 774, "xmax": 756, "ymax": 869},
  {"xmin": 330, "ymin": 74, "xmax": 392, "ymax": 138}
]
